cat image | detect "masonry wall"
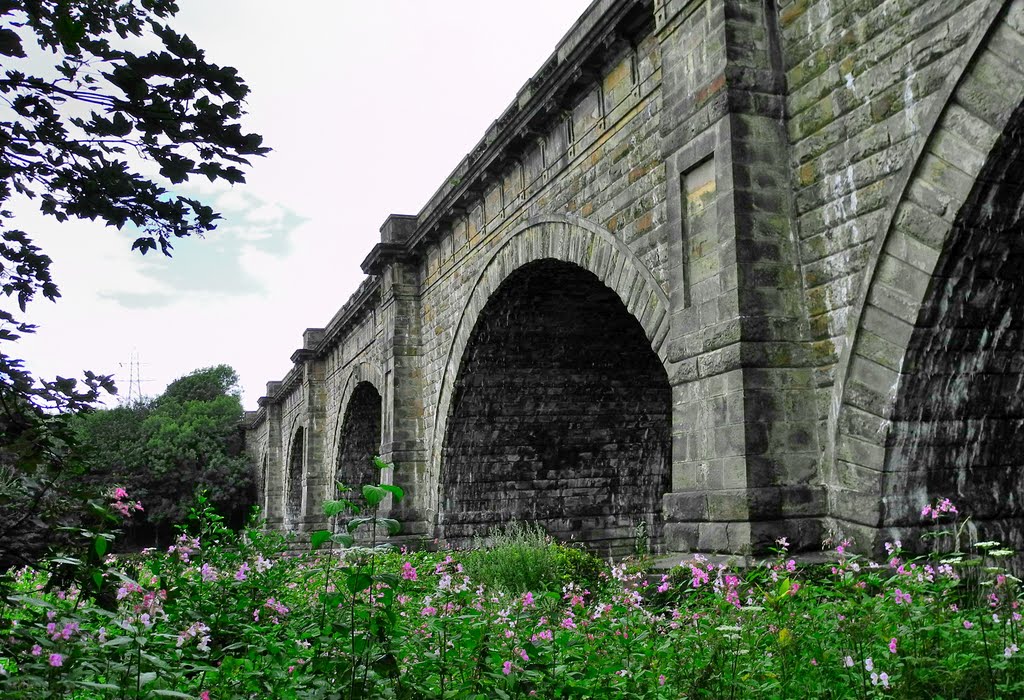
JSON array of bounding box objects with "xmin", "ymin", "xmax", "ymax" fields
[{"xmin": 246, "ymin": 0, "xmax": 1024, "ymax": 558}]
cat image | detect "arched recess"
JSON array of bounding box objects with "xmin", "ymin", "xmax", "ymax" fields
[
  {"xmin": 833, "ymin": 1, "xmax": 1024, "ymax": 548},
  {"xmin": 260, "ymin": 452, "xmax": 269, "ymax": 516},
  {"xmin": 335, "ymin": 382, "xmax": 383, "ymax": 498},
  {"xmin": 285, "ymin": 427, "xmax": 305, "ymax": 527},
  {"xmin": 327, "ymin": 363, "xmax": 384, "ymax": 502},
  {"xmin": 431, "ymin": 216, "xmax": 672, "ymax": 556}
]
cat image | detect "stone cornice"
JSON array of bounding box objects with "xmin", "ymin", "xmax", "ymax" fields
[{"xmin": 402, "ymin": 0, "xmax": 654, "ymax": 253}]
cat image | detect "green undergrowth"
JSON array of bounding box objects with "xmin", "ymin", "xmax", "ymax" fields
[{"xmin": 1, "ymin": 489, "xmax": 1022, "ymax": 699}]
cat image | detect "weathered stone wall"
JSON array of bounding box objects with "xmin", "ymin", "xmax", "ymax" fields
[{"xmin": 246, "ymin": 0, "xmax": 1024, "ymax": 559}]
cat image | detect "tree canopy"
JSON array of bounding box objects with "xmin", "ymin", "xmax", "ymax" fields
[
  {"xmin": 0, "ymin": 1, "xmax": 266, "ymax": 567},
  {"xmin": 75, "ymin": 365, "xmax": 255, "ymax": 548}
]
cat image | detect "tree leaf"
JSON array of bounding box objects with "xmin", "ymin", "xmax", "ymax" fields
[
  {"xmin": 331, "ymin": 533, "xmax": 355, "ymax": 548},
  {"xmin": 362, "ymin": 485, "xmax": 387, "ymax": 508},
  {"xmin": 0, "ymin": 27, "xmax": 25, "ymax": 57},
  {"xmin": 345, "ymin": 572, "xmax": 373, "ymax": 594},
  {"xmin": 379, "ymin": 518, "xmax": 401, "ymax": 536},
  {"xmin": 346, "ymin": 516, "xmax": 373, "ymax": 533},
  {"xmin": 310, "ymin": 529, "xmax": 331, "ymax": 549},
  {"xmin": 380, "ymin": 484, "xmax": 404, "ymax": 503}
]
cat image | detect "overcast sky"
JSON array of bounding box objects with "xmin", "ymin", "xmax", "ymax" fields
[{"xmin": 16, "ymin": 1, "xmax": 594, "ymax": 408}]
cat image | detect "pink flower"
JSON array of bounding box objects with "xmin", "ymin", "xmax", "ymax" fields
[
  {"xmin": 659, "ymin": 674, "xmax": 666, "ymax": 686},
  {"xmin": 502, "ymin": 660, "xmax": 513, "ymax": 675},
  {"xmin": 200, "ymin": 692, "xmax": 211, "ymax": 700},
  {"xmin": 30, "ymin": 644, "xmax": 42, "ymax": 656},
  {"xmin": 401, "ymin": 562, "xmax": 418, "ymax": 581},
  {"xmin": 522, "ymin": 591, "xmax": 535, "ymax": 607},
  {"xmin": 889, "ymin": 638, "xmax": 898, "ymax": 654},
  {"xmin": 49, "ymin": 653, "xmax": 63, "ymax": 667},
  {"xmin": 963, "ymin": 619, "xmax": 973, "ymax": 629}
]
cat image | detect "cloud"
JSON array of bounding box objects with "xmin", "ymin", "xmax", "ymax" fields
[
  {"xmin": 97, "ymin": 290, "xmax": 177, "ymax": 309},
  {"xmin": 94, "ymin": 192, "xmax": 307, "ymax": 308}
]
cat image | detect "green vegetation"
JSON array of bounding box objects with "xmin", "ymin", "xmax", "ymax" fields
[
  {"xmin": 462, "ymin": 521, "xmax": 606, "ymax": 594},
  {"xmin": 0, "ymin": 0, "xmax": 265, "ymax": 568},
  {"xmin": 1, "ymin": 489, "xmax": 1021, "ymax": 699},
  {"xmin": 74, "ymin": 365, "xmax": 255, "ymax": 548}
]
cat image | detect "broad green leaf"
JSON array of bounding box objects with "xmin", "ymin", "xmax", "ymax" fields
[
  {"xmin": 380, "ymin": 484, "xmax": 404, "ymax": 503},
  {"xmin": 346, "ymin": 572, "xmax": 373, "ymax": 594},
  {"xmin": 347, "ymin": 516, "xmax": 373, "ymax": 533},
  {"xmin": 372, "ymin": 455, "xmax": 392, "ymax": 471},
  {"xmin": 376, "ymin": 572, "xmax": 400, "ymax": 588},
  {"xmin": 91, "ymin": 570, "xmax": 103, "ymax": 590},
  {"xmin": 94, "ymin": 536, "xmax": 108, "ymax": 558},
  {"xmin": 362, "ymin": 484, "xmax": 387, "ymax": 507},
  {"xmin": 379, "ymin": 518, "xmax": 401, "ymax": 536},
  {"xmin": 332, "ymin": 533, "xmax": 355, "ymax": 548},
  {"xmin": 139, "ymin": 671, "xmax": 157, "ymax": 687},
  {"xmin": 310, "ymin": 529, "xmax": 331, "ymax": 549},
  {"xmin": 323, "ymin": 499, "xmax": 350, "ymax": 517}
]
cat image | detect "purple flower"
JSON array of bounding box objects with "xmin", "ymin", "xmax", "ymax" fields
[
  {"xmin": 889, "ymin": 638, "xmax": 898, "ymax": 654},
  {"xmin": 502, "ymin": 660, "xmax": 513, "ymax": 675},
  {"xmin": 48, "ymin": 653, "xmax": 63, "ymax": 667}
]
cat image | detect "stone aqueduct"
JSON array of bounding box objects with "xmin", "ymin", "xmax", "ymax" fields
[{"xmin": 245, "ymin": 0, "xmax": 1024, "ymax": 557}]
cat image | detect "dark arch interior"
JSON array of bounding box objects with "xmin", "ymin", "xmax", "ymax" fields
[
  {"xmin": 261, "ymin": 454, "xmax": 269, "ymax": 514},
  {"xmin": 440, "ymin": 259, "xmax": 671, "ymax": 557},
  {"xmin": 286, "ymin": 428, "xmax": 304, "ymax": 525},
  {"xmin": 336, "ymin": 382, "xmax": 382, "ymax": 496},
  {"xmin": 886, "ymin": 102, "xmax": 1024, "ymax": 550}
]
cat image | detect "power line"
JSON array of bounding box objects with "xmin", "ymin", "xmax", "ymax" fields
[{"xmin": 116, "ymin": 349, "xmax": 154, "ymax": 404}]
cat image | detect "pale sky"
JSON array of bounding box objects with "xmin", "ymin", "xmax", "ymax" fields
[{"xmin": 16, "ymin": 1, "xmax": 595, "ymax": 408}]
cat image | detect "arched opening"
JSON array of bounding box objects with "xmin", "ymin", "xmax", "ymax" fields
[
  {"xmin": 440, "ymin": 259, "xmax": 671, "ymax": 557},
  {"xmin": 260, "ymin": 453, "xmax": 270, "ymax": 516},
  {"xmin": 336, "ymin": 382, "xmax": 383, "ymax": 497},
  {"xmin": 885, "ymin": 103, "xmax": 1024, "ymax": 550},
  {"xmin": 286, "ymin": 428, "xmax": 304, "ymax": 527}
]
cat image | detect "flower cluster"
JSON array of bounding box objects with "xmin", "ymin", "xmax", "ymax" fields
[{"xmin": 109, "ymin": 487, "xmax": 144, "ymax": 519}]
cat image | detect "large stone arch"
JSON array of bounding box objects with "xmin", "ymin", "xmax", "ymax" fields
[
  {"xmin": 428, "ymin": 215, "xmax": 672, "ymax": 554},
  {"xmin": 833, "ymin": 0, "xmax": 1024, "ymax": 548}
]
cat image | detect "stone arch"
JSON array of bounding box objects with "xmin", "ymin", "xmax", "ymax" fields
[
  {"xmin": 259, "ymin": 452, "xmax": 270, "ymax": 516},
  {"xmin": 429, "ymin": 215, "xmax": 672, "ymax": 555},
  {"xmin": 833, "ymin": 1, "xmax": 1024, "ymax": 547},
  {"xmin": 334, "ymin": 382, "xmax": 384, "ymax": 499},
  {"xmin": 326, "ymin": 363, "xmax": 384, "ymax": 503},
  {"xmin": 285, "ymin": 426, "xmax": 305, "ymax": 528}
]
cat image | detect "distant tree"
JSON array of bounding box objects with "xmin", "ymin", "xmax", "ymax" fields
[
  {"xmin": 0, "ymin": 1, "xmax": 266, "ymax": 566},
  {"xmin": 76, "ymin": 365, "xmax": 255, "ymax": 548}
]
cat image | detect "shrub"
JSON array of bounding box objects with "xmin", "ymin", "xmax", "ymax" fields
[{"xmin": 461, "ymin": 521, "xmax": 562, "ymax": 593}]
